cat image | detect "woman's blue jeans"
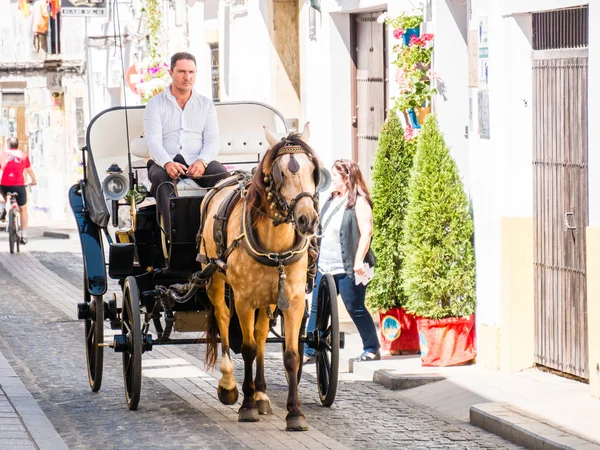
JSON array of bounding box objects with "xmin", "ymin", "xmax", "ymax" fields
[{"xmin": 305, "ymin": 271, "xmax": 380, "ymax": 357}]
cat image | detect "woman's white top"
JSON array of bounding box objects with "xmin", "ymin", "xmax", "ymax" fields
[{"xmin": 318, "ymin": 195, "xmax": 348, "ymax": 275}]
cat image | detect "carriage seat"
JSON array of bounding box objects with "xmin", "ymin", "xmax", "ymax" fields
[
  {"xmin": 130, "ymin": 138, "xmax": 210, "ymax": 197},
  {"xmin": 130, "ymin": 133, "xmax": 270, "ymax": 194}
]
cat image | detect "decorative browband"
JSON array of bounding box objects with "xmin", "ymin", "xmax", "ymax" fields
[{"xmin": 276, "ymin": 145, "xmax": 305, "ymax": 156}]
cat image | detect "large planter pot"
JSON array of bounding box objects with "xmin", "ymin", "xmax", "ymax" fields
[
  {"xmin": 402, "ymin": 27, "xmax": 420, "ymax": 46},
  {"xmin": 415, "ymin": 104, "xmax": 431, "ymax": 126},
  {"xmin": 378, "ymin": 307, "xmax": 420, "ymax": 354},
  {"xmin": 407, "ymin": 108, "xmax": 421, "ymax": 129},
  {"xmin": 417, "ymin": 315, "xmax": 476, "ymax": 367}
]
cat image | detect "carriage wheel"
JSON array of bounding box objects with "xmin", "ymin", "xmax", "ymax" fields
[
  {"xmin": 315, "ymin": 274, "xmax": 339, "ymax": 407},
  {"xmin": 83, "ymin": 271, "xmax": 104, "ymax": 392},
  {"xmin": 122, "ymin": 276, "xmax": 142, "ymax": 410},
  {"xmin": 280, "ymin": 315, "xmax": 305, "ymax": 385}
]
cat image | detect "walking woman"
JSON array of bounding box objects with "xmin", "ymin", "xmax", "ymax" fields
[{"xmin": 304, "ymin": 159, "xmax": 380, "ymax": 363}]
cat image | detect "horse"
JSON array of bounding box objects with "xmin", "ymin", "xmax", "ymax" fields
[{"xmin": 198, "ymin": 123, "xmax": 321, "ymax": 431}]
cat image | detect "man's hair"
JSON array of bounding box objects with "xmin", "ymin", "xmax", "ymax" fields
[
  {"xmin": 7, "ymin": 137, "xmax": 18, "ymax": 149},
  {"xmin": 170, "ymin": 52, "xmax": 196, "ymax": 71}
]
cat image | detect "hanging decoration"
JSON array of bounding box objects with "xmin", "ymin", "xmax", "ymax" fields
[
  {"xmin": 388, "ymin": 12, "xmax": 439, "ymax": 131},
  {"xmin": 136, "ymin": 0, "xmax": 171, "ymax": 104}
]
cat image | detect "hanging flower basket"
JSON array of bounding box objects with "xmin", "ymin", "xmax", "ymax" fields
[
  {"xmin": 402, "ymin": 27, "xmax": 420, "ymax": 46},
  {"xmin": 378, "ymin": 307, "xmax": 420, "ymax": 354},
  {"xmin": 417, "ymin": 315, "xmax": 476, "ymax": 367},
  {"xmin": 407, "ymin": 109, "xmax": 420, "ymax": 129},
  {"xmin": 415, "ymin": 104, "xmax": 431, "ymax": 125}
]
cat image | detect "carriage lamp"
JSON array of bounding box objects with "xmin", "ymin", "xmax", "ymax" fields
[
  {"xmin": 317, "ymin": 167, "xmax": 331, "ymax": 192},
  {"xmin": 103, "ymin": 163, "xmax": 130, "ymax": 201}
]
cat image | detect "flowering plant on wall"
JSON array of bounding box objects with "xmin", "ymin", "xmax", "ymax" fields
[
  {"xmin": 388, "ymin": 11, "xmax": 423, "ymax": 36},
  {"xmin": 136, "ymin": 0, "xmax": 170, "ymax": 104},
  {"xmin": 137, "ymin": 60, "xmax": 171, "ymax": 104},
  {"xmin": 387, "ymin": 12, "xmax": 438, "ymax": 128}
]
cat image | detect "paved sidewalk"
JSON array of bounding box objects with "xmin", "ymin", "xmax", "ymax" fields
[
  {"xmin": 0, "ymin": 352, "xmax": 67, "ymax": 450},
  {"xmin": 342, "ymin": 337, "xmax": 600, "ymax": 449}
]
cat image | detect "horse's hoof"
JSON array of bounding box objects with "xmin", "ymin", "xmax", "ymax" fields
[
  {"xmin": 256, "ymin": 399, "xmax": 273, "ymax": 415},
  {"xmin": 217, "ymin": 386, "xmax": 239, "ymax": 405},
  {"xmin": 286, "ymin": 415, "xmax": 308, "ymax": 432},
  {"xmin": 238, "ymin": 407, "xmax": 260, "ymax": 422}
]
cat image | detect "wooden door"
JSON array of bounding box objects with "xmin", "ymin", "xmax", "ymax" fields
[
  {"xmin": 533, "ymin": 54, "xmax": 589, "ymax": 379},
  {"xmin": 1, "ymin": 92, "xmax": 28, "ymax": 154},
  {"xmin": 351, "ymin": 11, "xmax": 387, "ymax": 186}
]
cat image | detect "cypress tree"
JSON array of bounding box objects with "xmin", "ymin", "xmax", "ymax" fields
[
  {"xmin": 401, "ymin": 115, "xmax": 475, "ymax": 319},
  {"xmin": 366, "ymin": 111, "xmax": 416, "ymax": 312}
]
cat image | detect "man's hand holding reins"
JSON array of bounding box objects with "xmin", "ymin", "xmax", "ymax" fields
[
  {"xmin": 186, "ymin": 160, "xmax": 206, "ymax": 178},
  {"xmin": 164, "ymin": 161, "xmax": 187, "ymax": 179}
]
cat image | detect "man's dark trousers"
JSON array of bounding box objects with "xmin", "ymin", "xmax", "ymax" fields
[{"xmin": 147, "ymin": 154, "xmax": 229, "ymax": 235}]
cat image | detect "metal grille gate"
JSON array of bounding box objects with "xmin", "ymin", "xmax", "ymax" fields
[{"xmin": 533, "ymin": 54, "xmax": 589, "ymax": 379}]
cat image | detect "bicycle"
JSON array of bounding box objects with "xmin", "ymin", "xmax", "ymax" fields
[{"xmin": 5, "ymin": 191, "xmax": 21, "ymax": 254}]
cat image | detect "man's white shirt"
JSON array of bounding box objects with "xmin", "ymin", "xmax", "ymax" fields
[{"xmin": 144, "ymin": 85, "xmax": 219, "ymax": 168}]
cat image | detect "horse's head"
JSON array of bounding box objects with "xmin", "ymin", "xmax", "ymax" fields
[{"xmin": 248, "ymin": 123, "xmax": 322, "ymax": 238}]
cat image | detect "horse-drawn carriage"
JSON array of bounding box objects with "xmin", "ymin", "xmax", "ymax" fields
[{"xmin": 69, "ymin": 102, "xmax": 343, "ymax": 431}]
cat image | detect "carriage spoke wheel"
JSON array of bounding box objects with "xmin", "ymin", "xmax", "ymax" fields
[
  {"xmin": 280, "ymin": 315, "xmax": 305, "ymax": 385},
  {"xmin": 315, "ymin": 274, "xmax": 339, "ymax": 407},
  {"xmin": 122, "ymin": 276, "xmax": 142, "ymax": 410},
  {"xmin": 83, "ymin": 272, "xmax": 104, "ymax": 392}
]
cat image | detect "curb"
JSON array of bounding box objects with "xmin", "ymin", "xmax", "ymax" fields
[
  {"xmin": 470, "ymin": 403, "xmax": 600, "ymax": 450},
  {"xmin": 0, "ymin": 353, "xmax": 68, "ymax": 450},
  {"xmin": 348, "ymin": 358, "xmax": 445, "ymax": 391},
  {"xmin": 372, "ymin": 369, "xmax": 445, "ymax": 390},
  {"xmin": 42, "ymin": 231, "xmax": 71, "ymax": 239}
]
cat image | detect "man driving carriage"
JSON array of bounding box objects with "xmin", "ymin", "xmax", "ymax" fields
[{"xmin": 144, "ymin": 51, "xmax": 229, "ymax": 233}]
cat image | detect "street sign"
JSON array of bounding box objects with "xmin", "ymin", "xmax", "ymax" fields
[{"xmin": 61, "ymin": 0, "xmax": 107, "ymax": 17}]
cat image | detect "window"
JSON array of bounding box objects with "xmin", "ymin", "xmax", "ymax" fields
[{"xmin": 532, "ymin": 7, "xmax": 588, "ymax": 50}]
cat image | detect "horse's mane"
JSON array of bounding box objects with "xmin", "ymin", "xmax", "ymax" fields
[{"xmin": 245, "ymin": 133, "xmax": 319, "ymax": 220}]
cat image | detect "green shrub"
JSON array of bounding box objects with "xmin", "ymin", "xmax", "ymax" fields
[
  {"xmin": 366, "ymin": 112, "xmax": 416, "ymax": 312},
  {"xmin": 401, "ymin": 115, "xmax": 475, "ymax": 319}
]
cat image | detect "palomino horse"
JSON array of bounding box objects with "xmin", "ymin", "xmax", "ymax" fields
[{"xmin": 199, "ymin": 123, "xmax": 320, "ymax": 431}]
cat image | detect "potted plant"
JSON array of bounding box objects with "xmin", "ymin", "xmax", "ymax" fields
[
  {"xmin": 367, "ymin": 111, "xmax": 420, "ymax": 354},
  {"xmin": 400, "ymin": 115, "xmax": 476, "ymax": 367},
  {"xmin": 389, "ymin": 12, "xmax": 423, "ymax": 46}
]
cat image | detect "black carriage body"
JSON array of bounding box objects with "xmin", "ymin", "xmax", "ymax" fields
[{"xmin": 111, "ymin": 194, "xmax": 205, "ymax": 277}]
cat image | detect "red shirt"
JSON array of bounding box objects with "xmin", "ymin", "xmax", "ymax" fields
[{"xmin": 0, "ymin": 150, "xmax": 31, "ymax": 186}]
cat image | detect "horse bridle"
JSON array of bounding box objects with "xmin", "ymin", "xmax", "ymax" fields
[{"xmin": 262, "ymin": 144, "xmax": 320, "ymax": 227}]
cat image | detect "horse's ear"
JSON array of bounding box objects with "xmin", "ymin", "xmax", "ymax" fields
[
  {"xmin": 300, "ymin": 122, "xmax": 310, "ymax": 143},
  {"xmin": 264, "ymin": 126, "xmax": 278, "ymax": 148}
]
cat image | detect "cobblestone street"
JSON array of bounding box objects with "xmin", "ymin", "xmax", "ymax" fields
[{"xmin": 0, "ymin": 231, "xmax": 520, "ymax": 449}]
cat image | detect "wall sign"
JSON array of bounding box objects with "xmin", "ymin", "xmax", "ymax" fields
[{"xmin": 61, "ymin": 0, "xmax": 107, "ymax": 17}]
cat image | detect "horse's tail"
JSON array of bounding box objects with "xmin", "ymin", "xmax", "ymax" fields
[{"xmin": 205, "ymin": 305, "xmax": 219, "ymax": 371}]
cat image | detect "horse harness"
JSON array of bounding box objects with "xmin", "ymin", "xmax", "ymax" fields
[{"xmin": 196, "ymin": 144, "xmax": 320, "ymax": 311}]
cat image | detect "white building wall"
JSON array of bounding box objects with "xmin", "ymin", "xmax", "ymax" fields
[
  {"xmin": 430, "ymin": 0, "xmax": 469, "ymax": 187},
  {"xmin": 218, "ymin": 0, "xmax": 272, "ymax": 105}
]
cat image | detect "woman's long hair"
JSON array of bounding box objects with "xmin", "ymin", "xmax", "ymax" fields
[{"xmin": 331, "ymin": 159, "xmax": 372, "ymax": 209}]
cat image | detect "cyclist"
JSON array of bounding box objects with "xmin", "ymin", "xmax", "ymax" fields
[{"xmin": 0, "ymin": 137, "xmax": 37, "ymax": 244}]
